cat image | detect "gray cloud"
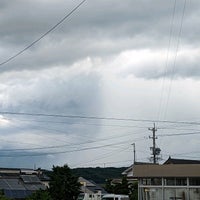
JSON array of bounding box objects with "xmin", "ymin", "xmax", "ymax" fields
[
  {"xmin": 0, "ymin": 0, "xmax": 199, "ymax": 76},
  {"xmin": 0, "ymin": 0, "xmax": 200, "ymax": 168}
]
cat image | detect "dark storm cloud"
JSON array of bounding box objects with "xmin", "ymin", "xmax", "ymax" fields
[
  {"xmin": 1, "ymin": 0, "xmax": 200, "ymax": 169},
  {"xmin": 0, "ymin": 0, "xmax": 200, "ymax": 77}
]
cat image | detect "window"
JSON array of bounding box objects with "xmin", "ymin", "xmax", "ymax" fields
[
  {"xmin": 151, "ymin": 178, "xmax": 162, "ymax": 185},
  {"xmin": 142, "ymin": 179, "xmax": 151, "ymax": 185},
  {"xmin": 189, "ymin": 178, "xmax": 200, "ymax": 186},
  {"xmin": 142, "ymin": 178, "xmax": 162, "ymax": 185},
  {"xmin": 176, "ymin": 178, "xmax": 187, "ymax": 186},
  {"xmin": 164, "ymin": 178, "xmax": 187, "ymax": 186},
  {"xmin": 164, "ymin": 178, "xmax": 175, "ymax": 186}
]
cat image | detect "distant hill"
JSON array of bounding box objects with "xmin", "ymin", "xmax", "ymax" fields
[{"xmin": 72, "ymin": 167, "xmax": 127, "ymax": 184}]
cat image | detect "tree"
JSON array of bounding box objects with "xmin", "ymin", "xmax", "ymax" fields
[
  {"xmin": 104, "ymin": 177, "xmax": 138, "ymax": 200},
  {"xmin": 129, "ymin": 182, "xmax": 138, "ymax": 200},
  {"xmin": 26, "ymin": 190, "xmax": 52, "ymax": 200},
  {"xmin": 113, "ymin": 176, "xmax": 129, "ymax": 195},
  {"xmin": 104, "ymin": 179, "xmax": 114, "ymax": 193},
  {"xmin": 49, "ymin": 165, "xmax": 81, "ymax": 200}
]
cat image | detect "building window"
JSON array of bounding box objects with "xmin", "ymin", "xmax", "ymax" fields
[
  {"xmin": 176, "ymin": 178, "xmax": 187, "ymax": 186},
  {"xmin": 141, "ymin": 188, "xmax": 162, "ymax": 200},
  {"xmin": 141, "ymin": 178, "xmax": 162, "ymax": 186},
  {"xmin": 164, "ymin": 178, "xmax": 187, "ymax": 186},
  {"xmin": 142, "ymin": 178, "xmax": 151, "ymax": 185},
  {"xmin": 151, "ymin": 178, "xmax": 162, "ymax": 185},
  {"xmin": 164, "ymin": 178, "xmax": 175, "ymax": 186},
  {"xmin": 189, "ymin": 178, "xmax": 200, "ymax": 186}
]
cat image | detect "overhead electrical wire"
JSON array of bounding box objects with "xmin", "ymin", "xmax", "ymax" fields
[
  {"xmin": 163, "ymin": 0, "xmax": 187, "ymax": 119},
  {"xmin": 6, "ymin": 115, "xmax": 200, "ymax": 133},
  {"xmin": 158, "ymin": 131, "xmax": 200, "ymax": 137},
  {"xmin": 157, "ymin": 0, "xmax": 187, "ymax": 126},
  {"xmin": 8, "ymin": 117, "xmax": 148, "ymax": 129},
  {"xmin": 0, "ymin": 139, "xmax": 143, "ymax": 157},
  {"xmin": 1, "ymin": 111, "xmax": 200, "ymax": 125},
  {"xmin": 0, "ymin": 0, "xmax": 87, "ymax": 66},
  {"xmin": 157, "ymin": 0, "xmax": 177, "ymax": 122},
  {"xmin": 0, "ymin": 136, "xmax": 147, "ymax": 153}
]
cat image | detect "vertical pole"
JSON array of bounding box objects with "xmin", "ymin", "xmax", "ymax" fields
[
  {"xmin": 149, "ymin": 123, "xmax": 157, "ymax": 164},
  {"xmin": 132, "ymin": 143, "xmax": 136, "ymax": 164},
  {"xmin": 153, "ymin": 123, "xmax": 156, "ymax": 164}
]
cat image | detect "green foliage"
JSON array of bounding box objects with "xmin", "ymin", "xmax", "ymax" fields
[
  {"xmin": 72, "ymin": 167, "xmax": 127, "ymax": 184},
  {"xmin": 129, "ymin": 182, "xmax": 138, "ymax": 200},
  {"xmin": 0, "ymin": 196, "xmax": 10, "ymax": 200},
  {"xmin": 104, "ymin": 179, "xmax": 114, "ymax": 193},
  {"xmin": 114, "ymin": 176, "xmax": 129, "ymax": 194},
  {"xmin": 49, "ymin": 165, "xmax": 81, "ymax": 200},
  {"xmin": 104, "ymin": 177, "xmax": 138, "ymax": 200},
  {"xmin": 26, "ymin": 190, "xmax": 52, "ymax": 200},
  {"xmin": 0, "ymin": 190, "xmax": 10, "ymax": 200}
]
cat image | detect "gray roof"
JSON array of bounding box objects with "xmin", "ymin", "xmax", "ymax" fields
[
  {"xmin": 20, "ymin": 175, "xmax": 41, "ymax": 183},
  {"xmin": 79, "ymin": 177, "xmax": 107, "ymax": 194},
  {"xmin": 79, "ymin": 177, "xmax": 96, "ymax": 187},
  {"xmin": 24, "ymin": 183, "xmax": 46, "ymax": 191},
  {"xmin": 0, "ymin": 179, "xmax": 26, "ymax": 190},
  {"xmin": 4, "ymin": 189, "xmax": 33, "ymax": 199},
  {"xmin": 164, "ymin": 157, "xmax": 200, "ymax": 165}
]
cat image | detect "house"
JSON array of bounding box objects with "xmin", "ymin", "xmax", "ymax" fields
[
  {"xmin": 78, "ymin": 177, "xmax": 107, "ymax": 200},
  {"xmin": 122, "ymin": 162, "xmax": 154, "ymax": 182},
  {"xmin": 0, "ymin": 168, "xmax": 47, "ymax": 199},
  {"xmin": 133, "ymin": 157, "xmax": 200, "ymax": 200},
  {"xmin": 164, "ymin": 156, "xmax": 200, "ymax": 165}
]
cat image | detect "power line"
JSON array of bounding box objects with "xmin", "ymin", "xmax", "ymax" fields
[
  {"xmin": 1, "ymin": 111, "xmax": 200, "ymax": 125},
  {"xmin": 0, "ymin": 139, "xmax": 138, "ymax": 157},
  {"xmin": 0, "ymin": 0, "xmax": 86, "ymax": 66},
  {"xmin": 0, "ymin": 135, "xmax": 146, "ymax": 154},
  {"xmin": 163, "ymin": 0, "xmax": 187, "ymax": 119},
  {"xmin": 157, "ymin": 0, "xmax": 177, "ymax": 121},
  {"xmin": 6, "ymin": 116, "xmax": 149, "ymax": 129},
  {"xmin": 158, "ymin": 131, "xmax": 200, "ymax": 137}
]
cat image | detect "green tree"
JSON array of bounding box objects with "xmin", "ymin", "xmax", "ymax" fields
[
  {"xmin": 129, "ymin": 182, "xmax": 138, "ymax": 200},
  {"xmin": 49, "ymin": 165, "xmax": 81, "ymax": 200},
  {"xmin": 113, "ymin": 176, "xmax": 129, "ymax": 195},
  {"xmin": 104, "ymin": 179, "xmax": 114, "ymax": 193},
  {"xmin": 26, "ymin": 190, "xmax": 52, "ymax": 200},
  {"xmin": 104, "ymin": 177, "xmax": 138, "ymax": 200}
]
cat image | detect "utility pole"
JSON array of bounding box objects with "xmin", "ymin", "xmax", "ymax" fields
[
  {"xmin": 131, "ymin": 143, "xmax": 136, "ymax": 164},
  {"xmin": 149, "ymin": 123, "xmax": 161, "ymax": 164}
]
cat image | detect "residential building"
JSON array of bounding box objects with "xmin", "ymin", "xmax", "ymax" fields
[
  {"xmin": 133, "ymin": 161, "xmax": 200, "ymax": 200},
  {"xmin": 122, "ymin": 162, "xmax": 154, "ymax": 183},
  {"xmin": 78, "ymin": 177, "xmax": 107, "ymax": 200},
  {"xmin": 0, "ymin": 168, "xmax": 47, "ymax": 199},
  {"xmin": 164, "ymin": 156, "xmax": 200, "ymax": 165}
]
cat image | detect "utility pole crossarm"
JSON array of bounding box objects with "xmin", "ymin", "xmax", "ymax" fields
[{"xmin": 148, "ymin": 123, "xmax": 161, "ymax": 164}]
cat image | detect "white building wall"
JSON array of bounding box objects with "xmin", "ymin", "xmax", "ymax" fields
[{"xmin": 138, "ymin": 178, "xmax": 200, "ymax": 200}]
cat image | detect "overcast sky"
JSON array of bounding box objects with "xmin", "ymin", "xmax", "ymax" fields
[{"xmin": 0, "ymin": 0, "xmax": 200, "ymax": 170}]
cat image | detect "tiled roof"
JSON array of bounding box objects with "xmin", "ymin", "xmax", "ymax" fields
[
  {"xmin": 0, "ymin": 169, "xmax": 47, "ymax": 199},
  {"xmin": 164, "ymin": 156, "xmax": 200, "ymax": 164}
]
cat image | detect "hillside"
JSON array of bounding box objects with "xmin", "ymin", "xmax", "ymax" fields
[{"xmin": 72, "ymin": 167, "xmax": 127, "ymax": 184}]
